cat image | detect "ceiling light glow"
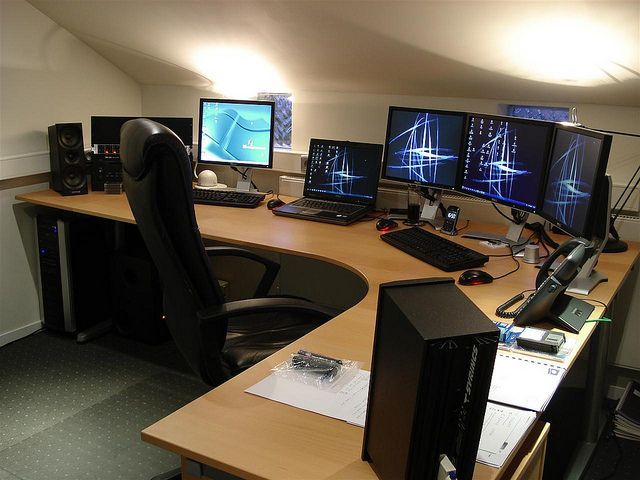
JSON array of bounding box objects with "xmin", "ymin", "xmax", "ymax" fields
[
  {"xmin": 504, "ymin": 17, "xmax": 635, "ymax": 86},
  {"xmin": 194, "ymin": 47, "xmax": 288, "ymax": 98}
]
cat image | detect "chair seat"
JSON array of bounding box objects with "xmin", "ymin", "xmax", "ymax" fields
[{"xmin": 223, "ymin": 310, "xmax": 325, "ymax": 375}]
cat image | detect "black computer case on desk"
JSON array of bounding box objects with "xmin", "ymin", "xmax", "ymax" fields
[{"xmin": 362, "ymin": 278, "xmax": 499, "ymax": 480}]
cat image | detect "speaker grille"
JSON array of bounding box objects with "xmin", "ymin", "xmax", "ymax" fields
[
  {"xmin": 58, "ymin": 125, "xmax": 82, "ymax": 149},
  {"xmin": 48, "ymin": 123, "xmax": 87, "ymax": 196}
]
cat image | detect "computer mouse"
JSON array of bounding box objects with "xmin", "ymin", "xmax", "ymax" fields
[
  {"xmin": 376, "ymin": 218, "xmax": 398, "ymax": 232},
  {"xmin": 267, "ymin": 198, "xmax": 285, "ymax": 210},
  {"xmin": 458, "ymin": 269, "xmax": 494, "ymax": 286}
]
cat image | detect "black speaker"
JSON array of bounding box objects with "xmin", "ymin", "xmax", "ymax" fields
[
  {"xmin": 111, "ymin": 249, "xmax": 168, "ymax": 344},
  {"xmin": 48, "ymin": 123, "xmax": 87, "ymax": 195},
  {"xmin": 362, "ymin": 278, "xmax": 499, "ymax": 480}
]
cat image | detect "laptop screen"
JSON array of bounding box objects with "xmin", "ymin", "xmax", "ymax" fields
[{"xmin": 304, "ymin": 139, "xmax": 383, "ymax": 205}]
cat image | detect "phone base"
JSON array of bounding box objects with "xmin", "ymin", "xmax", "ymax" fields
[{"xmin": 549, "ymin": 294, "xmax": 594, "ymax": 334}]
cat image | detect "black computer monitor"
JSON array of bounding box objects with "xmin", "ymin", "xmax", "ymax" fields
[
  {"xmin": 460, "ymin": 114, "xmax": 554, "ymax": 212},
  {"xmin": 541, "ymin": 125, "xmax": 612, "ymax": 239},
  {"xmin": 382, "ymin": 107, "xmax": 467, "ymax": 190},
  {"xmin": 90, "ymin": 116, "xmax": 193, "ymax": 191},
  {"xmin": 197, "ymin": 98, "xmax": 275, "ymax": 189}
]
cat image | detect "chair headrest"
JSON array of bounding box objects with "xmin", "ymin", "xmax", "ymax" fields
[{"xmin": 120, "ymin": 118, "xmax": 185, "ymax": 180}]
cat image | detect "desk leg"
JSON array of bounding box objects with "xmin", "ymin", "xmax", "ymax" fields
[
  {"xmin": 563, "ymin": 321, "xmax": 610, "ymax": 479},
  {"xmin": 182, "ymin": 458, "xmax": 241, "ymax": 480}
]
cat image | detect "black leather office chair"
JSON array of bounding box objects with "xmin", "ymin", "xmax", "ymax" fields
[{"xmin": 120, "ymin": 118, "xmax": 336, "ymax": 387}]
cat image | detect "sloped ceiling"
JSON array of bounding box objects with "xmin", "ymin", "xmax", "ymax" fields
[{"xmin": 27, "ymin": 0, "xmax": 640, "ymax": 106}]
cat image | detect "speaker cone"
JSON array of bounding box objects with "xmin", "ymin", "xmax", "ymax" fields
[
  {"xmin": 64, "ymin": 150, "xmax": 81, "ymax": 165},
  {"xmin": 63, "ymin": 165, "xmax": 87, "ymax": 189},
  {"xmin": 59, "ymin": 126, "xmax": 82, "ymax": 149}
]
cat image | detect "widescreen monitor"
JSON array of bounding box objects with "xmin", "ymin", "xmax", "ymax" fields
[
  {"xmin": 460, "ymin": 114, "xmax": 554, "ymax": 212},
  {"xmin": 541, "ymin": 125, "xmax": 611, "ymax": 238},
  {"xmin": 382, "ymin": 107, "xmax": 467, "ymax": 190},
  {"xmin": 197, "ymin": 98, "xmax": 275, "ymax": 169}
]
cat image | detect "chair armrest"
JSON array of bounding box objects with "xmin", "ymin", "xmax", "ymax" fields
[
  {"xmin": 197, "ymin": 297, "xmax": 339, "ymax": 325},
  {"xmin": 204, "ymin": 246, "xmax": 280, "ymax": 297}
]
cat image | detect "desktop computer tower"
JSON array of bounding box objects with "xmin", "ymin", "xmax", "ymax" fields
[
  {"xmin": 36, "ymin": 214, "xmax": 111, "ymax": 333},
  {"xmin": 362, "ymin": 278, "xmax": 499, "ymax": 480},
  {"xmin": 110, "ymin": 248, "xmax": 167, "ymax": 345}
]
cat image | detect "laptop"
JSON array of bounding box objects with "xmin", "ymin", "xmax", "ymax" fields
[{"xmin": 273, "ymin": 138, "xmax": 383, "ymax": 225}]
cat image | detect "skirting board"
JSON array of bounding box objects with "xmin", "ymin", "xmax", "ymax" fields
[{"xmin": 0, "ymin": 321, "xmax": 42, "ymax": 347}]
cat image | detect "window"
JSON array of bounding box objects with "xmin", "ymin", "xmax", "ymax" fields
[
  {"xmin": 258, "ymin": 93, "xmax": 292, "ymax": 149},
  {"xmin": 507, "ymin": 105, "xmax": 570, "ymax": 122}
]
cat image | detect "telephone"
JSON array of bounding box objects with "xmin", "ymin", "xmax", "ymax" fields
[{"xmin": 495, "ymin": 238, "xmax": 595, "ymax": 333}]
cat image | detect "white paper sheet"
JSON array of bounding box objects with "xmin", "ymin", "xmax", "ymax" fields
[
  {"xmin": 477, "ymin": 402, "xmax": 537, "ymax": 468},
  {"xmin": 489, "ymin": 353, "xmax": 566, "ymax": 412},
  {"xmin": 245, "ymin": 369, "xmax": 370, "ymax": 427}
]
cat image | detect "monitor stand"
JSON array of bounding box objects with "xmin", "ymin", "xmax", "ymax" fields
[
  {"xmin": 235, "ymin": 168, "xmax": 254, "ymax": 192},
  {"xmin": 421, "ymin": 189, "xmax": 444, "ymax": 229},
  {"xmin": 462, "ymin": 213, "xmax": 529, "ymax": 253},
  {"xmin": 566, "ymin": 175, "xmax": 612, "ymax": 295}
]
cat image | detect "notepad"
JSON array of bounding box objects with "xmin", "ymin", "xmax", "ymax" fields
[
  {"xmin": 489, "ymin": 353, "xmax": 566, "ymax": 412},
  {"xmin": 245, "ymin": 369, "xmax": 370, "ymax": 427},
  {"xmin": 477, "ymin": 402, "xmax": 537, "ymax": 468}
]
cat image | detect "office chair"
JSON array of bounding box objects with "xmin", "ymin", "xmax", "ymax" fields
[{"xmin": 120, "ymin": 118, "xmax": 337, "ymax": 388}]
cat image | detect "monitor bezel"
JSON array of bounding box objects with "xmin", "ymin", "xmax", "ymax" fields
[
  {"xmin": 197, "ymin": 98, "xmax": 275, "ymax": 169},
  {"xmin": 459, "ymin": 113, "xmax": 555, "ymax": 213},
  {"xmin": 540, "ymin": 124, "xmax": 612, "ymax": 239},
  {"xmin": 303, "ymin": 138, "xmax": 384, "ymax": 206},
  {"xmin": 381, "ymin": 106, "xmax": 468, "ymax": 191}
]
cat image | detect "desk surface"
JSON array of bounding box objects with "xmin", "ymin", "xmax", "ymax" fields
[{"xmin": 17, "ymin": 189, "xmax": 640, "ymax": 480}]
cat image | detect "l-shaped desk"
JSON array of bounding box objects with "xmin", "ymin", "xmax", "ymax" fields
[{"xmin": 16, "ymin": 189, "xmax": 640, "ymax": 480}]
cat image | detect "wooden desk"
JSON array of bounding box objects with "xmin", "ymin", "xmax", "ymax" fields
[{"xmin": 16, "ymin": 189, "xmax": 640, "ymax": 480}]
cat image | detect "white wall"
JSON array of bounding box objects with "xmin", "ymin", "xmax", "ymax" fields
[{"xmin": 0, "ymin": 0, "xmax": 142, "ymax": 344}]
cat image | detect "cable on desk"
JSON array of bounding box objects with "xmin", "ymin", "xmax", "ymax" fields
[
  {"xmin": 455, "ymin": 219, "xmax": 470, "ymax": 233},
  {"xmin": 584, "ymin": 299, "xmax": 609, "ymax": 310},
  {"xmin": 490, "ymin": 245, "xmax": 521, "ymax": 280}
]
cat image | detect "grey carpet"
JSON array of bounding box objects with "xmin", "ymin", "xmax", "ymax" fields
[{"xmin": 0, "ymin": 331, "xmax": 209, "ymax": 480}]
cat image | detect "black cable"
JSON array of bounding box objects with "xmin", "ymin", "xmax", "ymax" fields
[
  {"xmin": 455, "ymin": 219, "xmax": 470, "ymax": 233},
  {"xmin": 491, "ymin": 245, "xmax": 521, "ymax": 280},
  {"xmin": 229, "ymin": 166, "xmax": 247, "ymax": 180},
  {"xmin": 583, "ymin": 298, "xmax": 609, "ymax": 311},
  {"xmin": 229, "ymin": 166, "xmax": 262, "ymax": 191},
  {"xmin": 492, "ymin": 203, "xmax": 518, "ymax": 224},
  {"xmin": 510, "ymin": 208, "xmax": 527, "ymax": 224}
]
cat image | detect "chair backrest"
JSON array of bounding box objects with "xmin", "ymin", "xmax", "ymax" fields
[{"xmin": 120, "ymin": 118, "xmax": 228, "ymax": 384}]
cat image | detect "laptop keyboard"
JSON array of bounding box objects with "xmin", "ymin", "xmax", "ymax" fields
[{"xmin": 292, "ymin": 198, "xmax": 362, "ymax": 214}]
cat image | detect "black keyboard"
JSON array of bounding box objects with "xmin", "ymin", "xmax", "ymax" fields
[
  {"xmin": 381, "ymin": 227, "xmax": 489, "ymax": 272},
  {"xmin": 292, "ymin": 198, "xmax": 361, "ymax": 214},
  {"xmin": 193, "ymin": 189, "xmax": 265, "ymax": 209}
]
